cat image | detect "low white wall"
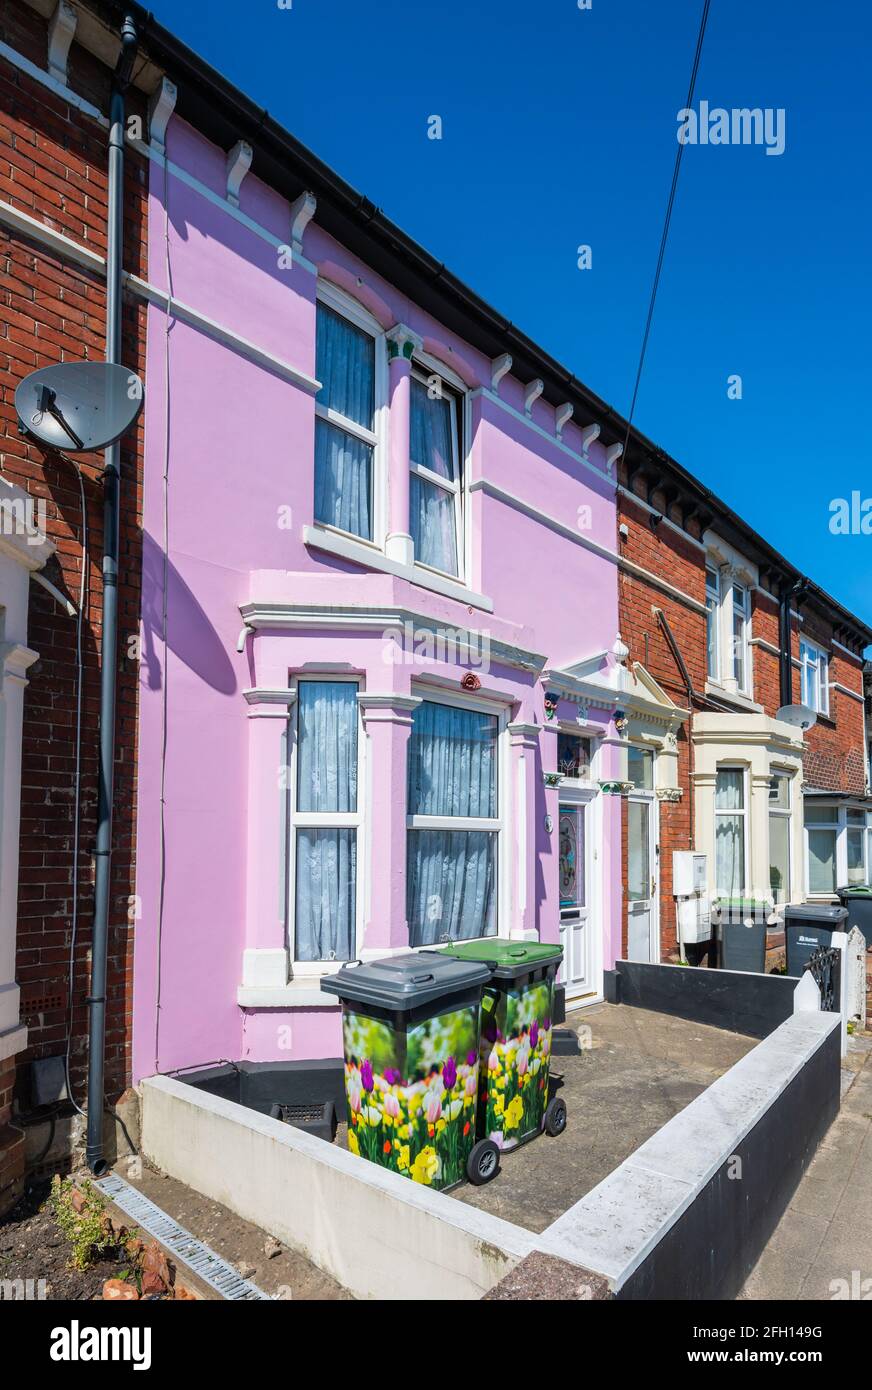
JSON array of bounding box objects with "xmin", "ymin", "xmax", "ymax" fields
[
  {"xmin": 537, "ymin": 1011, "xmax": 841, "ymax": 1293},
  {"xmin": 140, "ymin": 1075, "xmax": 537, "ymax": 1300}
]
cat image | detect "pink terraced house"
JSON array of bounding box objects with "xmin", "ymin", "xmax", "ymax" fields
[{"xmin": 132, "ymin": 68, "xmax": 634, "ymax": 1080}]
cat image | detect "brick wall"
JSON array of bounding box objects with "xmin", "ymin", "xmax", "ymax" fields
[
  {"xmin": 796, "ymin": 610, "xmax": 867, "ymax": 795},
  {"xmin": 0, "ymin": 0, "xmax": 146, "ymax": 1147},
  {"xmin": 617, "ymin": 479, "xmax": 708, "ymax": 959},
  {"xmin": 0, "ymin": 1055, "xmax": 24, "ymax": 1214}
]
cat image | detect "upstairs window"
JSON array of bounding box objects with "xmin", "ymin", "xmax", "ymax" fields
[
  {"xmin": 800, "ymin": 638, "xmax": 830, "ymax": 715},
  {"xmin": 409, "ymin": 372, "xmax": 462, "ymax": 577},
  {"xmin": 705, "ymin": 567, "xmax": 720, "ymax": 679},
  {"xmin": 314, "ymin": 302, "xmax": 376, "ymax": 540},
  {"xmin": 731, "ymin": 582, "xmax": 750, "ymax": 693}
]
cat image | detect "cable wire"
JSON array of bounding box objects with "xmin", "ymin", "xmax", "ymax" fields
[{"xmin": 621, "ymin": 0, "xmax": 712, "ymax": 462}]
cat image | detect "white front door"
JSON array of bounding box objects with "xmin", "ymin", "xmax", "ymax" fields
[
  {"xmin": 558, "ymin": 800, "xmax": 593, "ymax": 999},
  {"xmin": 627, "ymin": 794, "xmax": 659, "ymax": 962}
]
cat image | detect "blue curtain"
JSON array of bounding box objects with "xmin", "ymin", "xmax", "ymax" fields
[
  {"xmin": 407, "ymin": 702, "xmax": 497, "ymax": 944},
  {"xmin": 314, "ymin": 305, "xmax": 374, "ymax": 539},
  {"xmin": 295, "ymin": 682, "xmax": 358, "ymax": 960},
  {"xmin": 410, "ymin": 379, "xmax": 458, "ymax": 574}
]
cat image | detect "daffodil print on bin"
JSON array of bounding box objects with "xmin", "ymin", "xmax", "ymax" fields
[
  {"xmin": 341, "ymin": 1003, "xmax": 480, "ymax": 1190},
  {"xmin": 479, "ymin": 978, "xmax": 554, "ymax": 1150}
]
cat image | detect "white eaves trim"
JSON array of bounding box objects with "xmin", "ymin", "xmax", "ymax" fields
[{"xmin": 301, "ymin": 524, "xmax": 494, "ymax": 612}]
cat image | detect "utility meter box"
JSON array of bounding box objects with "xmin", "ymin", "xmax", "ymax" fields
[
  {"xmin": 673, "ymin": 852, "xmax": 707, "ymax": 897},
  {"xmin": 676, "ymin": 895, "xmax": 713, "ymax": 944}
]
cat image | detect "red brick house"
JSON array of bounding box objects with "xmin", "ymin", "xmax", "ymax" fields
[
  {"xmin": 0, "ymin": 0, "xmax": 146, "ymax": 1207},
  {"xmin": 614, "ymin": 453, "xmax": 871, "ymax": 966}
]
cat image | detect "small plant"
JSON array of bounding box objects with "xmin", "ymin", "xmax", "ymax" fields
[{"xmin": 51, "ymin": 1176, "xmax": 116, "ymax": 1271}]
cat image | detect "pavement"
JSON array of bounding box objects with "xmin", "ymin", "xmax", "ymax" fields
[
  {"xmin": 740, "ymin": 1032, "xmax": 872, "ymax": 1301},
  {"xmin": 453, "ymin": 1001, "xmax": 755, "ymax": 1233}
]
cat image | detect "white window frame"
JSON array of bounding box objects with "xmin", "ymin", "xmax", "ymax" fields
[
  {"xmin": 714, "ymin": 764, "xmax": 749, "ymax": 898},
  {"xmin": 705, "ymin": 565, "xmax": 720, "ymax": 680},
  {"xmin": 314, "ymin": 281, "xmax": 388, "ymax": 549},
  {"xmin": 409, "ymin": 354, "xmax": 468, "ymax": 583},
  {"xmin": 767, "ymin": 769, "xmax": 792, "ymax": 905},
  {"xmin": 406, "ymin": 688, "xmax": 506, "ymax": 944},
  {"xmin": 287, "ymin": 674, "xmax": 366, "ymax": 972},
  {"xmin": 800, "ymin": 638, "xmax": 830, "ymax": 715},
  {"xmin": 803, "ymin": 801, "xmax": 848, "ymax": 898},
  {"xmin": 846, "ymin": 808, "xmax": 868, "ymax": 887},
  {"xmin": 731, "ymin": 581, "xmax": 751, "ymax": 694}
]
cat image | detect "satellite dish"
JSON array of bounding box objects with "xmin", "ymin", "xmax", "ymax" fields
[
  {"xmin": 15, "ymin": 361, "xmax": 144, "ymax": 453},
  {"xmin": 776, "ymin": 703, "xmax": 818, "ymax": 732}
]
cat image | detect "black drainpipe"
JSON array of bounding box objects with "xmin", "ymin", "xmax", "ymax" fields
[
  {"xmin": 86, "ymin": 14, "xmax": 139, "ymax": 1176},
  {"xmin": 779, "ymin": 579, "xmax": 807, "ymax": 710}
]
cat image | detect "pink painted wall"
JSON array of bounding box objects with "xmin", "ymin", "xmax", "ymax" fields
[{"xmin": 133, "ymin": 115, "xmax": 622, "ymax": 1081}]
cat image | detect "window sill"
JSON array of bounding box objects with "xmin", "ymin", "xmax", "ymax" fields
[
  {"xmin": 303, "ymin": 524, "xmax": 494, "ymax": 613},
  {"xmin": 704, "ymin": 681, "xmax": 763, "ymax": 714},
  {"xmin": 237, "ymin": 977, "xmax": 340, "ymax": 1009}
]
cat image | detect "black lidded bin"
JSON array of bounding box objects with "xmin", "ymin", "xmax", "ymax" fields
[
  {"xmin": 715, "ymin": 898, "xmax": 767, "ymax": 973},
  {"xmin": 784, "ymin": 903, "xmax": 848, "ymax": 978},
  {"xmin": 836, "ymin": 886, "xmax": 872, "ymax": 951},
  {"xmin": 320, "ymin": 951, "xmax": 490, "ymax": 1191}
]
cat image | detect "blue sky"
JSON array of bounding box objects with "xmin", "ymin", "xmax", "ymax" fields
[{"xmin": 148, "ymin": 0, "xmax": 872, "ymax": 632}]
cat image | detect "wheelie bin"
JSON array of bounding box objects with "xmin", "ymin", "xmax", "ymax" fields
[
  {"xmin": 320, "ymin": 951, "xmax": 490, "ymax": 1191},
  {"xmin": 437, "ymin": 939, "xmax": 565, "ymax": 1178},
  {"xmin": 836, "ymin": 886, "xmax": 872, "ymax": 951},
  {"xmin": 784, "ymin": 903, "xmax": 848, "ymax": 977},
  {"xmin": 715, "ymin": 898, "xmax": 768, "ymax": 972}
]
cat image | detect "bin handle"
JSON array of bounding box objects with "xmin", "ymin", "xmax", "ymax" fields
[{"xmin": 411, "ymin": 972, "xmax": 435, "ymax": 984}]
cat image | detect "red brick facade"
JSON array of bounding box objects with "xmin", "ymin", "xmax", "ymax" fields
[
  {"xmin": 0, "ymin": 0, "xmax": 146, "ymax": 1163},
  {"xmin": 616, "ymin": 463, "xmax": 870, "ymax": 963}
]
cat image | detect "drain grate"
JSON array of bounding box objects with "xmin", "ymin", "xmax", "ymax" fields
[{"xmin": 96, "ymin": 1173, "xmax": 270, "ymax": 1301}]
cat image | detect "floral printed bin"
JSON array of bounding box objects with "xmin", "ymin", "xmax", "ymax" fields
[
  {"xmin": 437, "ymin": 940, "xmax": 564, "ymax": 1153},
  {"xmin": 321, "ymin": 952, "xmax": 491, "ymax": 1192}
]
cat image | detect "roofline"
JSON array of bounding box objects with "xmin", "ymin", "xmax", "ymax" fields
[{"xmin": 70, "ymin": 1, "xmax": 872, "ymax": 647}]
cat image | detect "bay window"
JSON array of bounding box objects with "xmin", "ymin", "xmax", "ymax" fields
[
  {"xmin": 291, "ymin": 680, "xmax": 361, "ymax": 962},
  {"xmin": 800, "ymin": 639, "xmax": 829, "ymax": 715},
  {"xmin": 768, "ymin": 771, "xmax": 792, "ymax": 904},
  {"xmin": 406, "ymin": 699, "xmax": 499, "ymax": 944},
  {"xmin": 409, "ymin": 371, "xmax": 462, "ymax": 576},
  {"xmin": 715, "ymin": 767, "xmax": 746, "ymax": 897},
  {"xmin": 314, "ymin": 301, "xmax": 377, "ymax": 540}
]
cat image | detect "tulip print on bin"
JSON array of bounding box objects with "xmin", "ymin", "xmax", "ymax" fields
[
  {"xmin": 342, "ymin": 1004, "xmax": 480, "ymax": 1190},
  {"xmin": 479, "ymin": 978, "xmax": 554, "ymax": 1150}
]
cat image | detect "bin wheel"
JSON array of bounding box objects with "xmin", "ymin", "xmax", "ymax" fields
[
  {"xmin": 467, "ymin": 1139, "xmax": 499, "ymax": 1186},
  {"xmin": 544, "ymin": 1097, "xmax": 567, "ymax": 1137}
]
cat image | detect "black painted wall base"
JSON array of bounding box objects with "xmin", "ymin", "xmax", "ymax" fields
[
  {"xmin": 179, "ymin": 1059, "xmax": 346, "ymax": 1115},
  {"xmin": 611, "ymin": 959, "xmax": 796, "ymax": 1039}
]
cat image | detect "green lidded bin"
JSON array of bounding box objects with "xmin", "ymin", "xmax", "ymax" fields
[
  {"xmin": 437, "ymin": 939, "xmax": 564, "ymax": 1154},
  {"xmin": 320, "ymin": 951, "xmax": 490, "ymax": 1191}
]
